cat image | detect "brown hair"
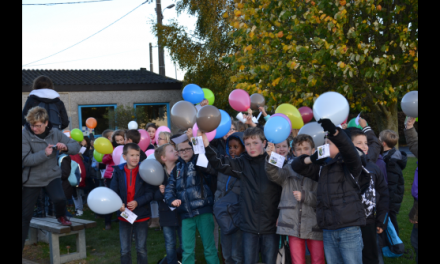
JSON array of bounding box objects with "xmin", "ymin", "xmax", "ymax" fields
[
  {"xmin": 123, "ymin": 143, "xmax": 140, "ymax": 155},
  {"xmin": 243, "ymin": 127, "xmax": 266, "ymax": 142},
  {"xmin": 32, "ymin": 75, "xmax": 54, "ymax": 90},
  {"xmin": 292, "ymin": 134, "xmax": 315, "ymax": 149},
  {"xmin": 125, "ymin": 129, "xmax": 141, "ymax": 144},
  {"xmin": 235, "ymin": 121, "xmax": 248, "ymax": 132},
  {"xmin": 112, "ymin": 129, "xmax": 126, "ymax": 143},
  {"xmin": 101, "ymin": 129, "xmax": 114, "ymax": 139},
  {"xmin": 146, "ymin": 122, "xmax": 158, "ymax": 130},
  {"xmin": 379, "ymin": 129, "xmax": 399, "ymax": 148},
  {"xmin": 25, "ymin": 106, "xmax": 49, "ymax": 124},
  {"xmin": 154, "ymin": 143, "xmax": 172, "ymax": 164}
]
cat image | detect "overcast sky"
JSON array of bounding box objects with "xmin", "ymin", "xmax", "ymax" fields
[{"xmin": 22, "ymin": 0, "xmax": 197, "ymax": 80}]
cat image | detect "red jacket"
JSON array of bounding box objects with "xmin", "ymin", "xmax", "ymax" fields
[
  {"xmin": 70, "ymin": 154, "xmax": 87, "ymax": 188},
  {"xmin": 102, "ymin": 149, "xmax": 115, "ymax": 179}
]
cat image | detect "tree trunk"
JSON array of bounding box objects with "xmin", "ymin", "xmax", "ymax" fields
[{"xmin": 373, "ymin": 102, "xmax": 399, "ymax": 149}]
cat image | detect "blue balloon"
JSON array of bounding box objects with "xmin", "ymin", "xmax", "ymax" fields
[
  {"xmin": 182, "ymin": 84, "xmax": 204, "ymax": 104},
  {"xmin": 264, "ymin": 116, "xmax": 291, "ymax": 144},
  {"xmin": 214, "ymin": 110, "xmax": 232, "ymax": 139}
]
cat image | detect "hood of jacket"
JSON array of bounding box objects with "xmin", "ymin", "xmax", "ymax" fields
[
  {"xmin": 225, "ymin": 132, "xmax": 245, "ymax": 157},
  {"xmin": 325, "ymin": 146, "xmax": 367, "ymax": 168},
  {"xmin": 29, "ymin": 89, "xmax": 61, "ymax": 100},
  {"xmin": 384, "ymin": 148, "xmax": 407, "ymax": 170}
]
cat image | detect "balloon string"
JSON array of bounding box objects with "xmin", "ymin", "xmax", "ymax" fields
[{"xmin": 256, "ymin": 112, "xmax": 262, "ymax": 121}]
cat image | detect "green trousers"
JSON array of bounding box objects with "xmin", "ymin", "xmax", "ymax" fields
[{"xmin": 181, "ymin": 213, "xmax": 220, "ymax": 264}]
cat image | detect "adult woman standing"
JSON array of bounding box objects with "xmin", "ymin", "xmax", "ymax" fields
[
  {"xmin": 22, "ymin": 75, "xmax": 69, "ymax": 130},
  {"xmin": 22, "ymin": 106, "xmax": 80, "ymax": 251}
]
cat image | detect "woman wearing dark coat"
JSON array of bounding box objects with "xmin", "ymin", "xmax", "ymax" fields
[{"xmin": 22, "ymin": 75, "xmax": 69, "ymax": 130}]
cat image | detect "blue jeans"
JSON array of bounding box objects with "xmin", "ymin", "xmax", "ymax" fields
[
  {"xmin": 220, "ymin": 229, "xmax": 243, "ymax": 264},
  {"xmin": 323, "ymin": 226, "xmax": 363, "ymax": 264},
  {"xmin": 119, "ymin": 220, "xmax": 149, "ymax": 264},
  {"xmin": 242, "ymin": 232, "xmax": 279, "ymax": 264},
  {"xmin": 163, "ymin": 226, "xmax": 183, "ymax": 264}
]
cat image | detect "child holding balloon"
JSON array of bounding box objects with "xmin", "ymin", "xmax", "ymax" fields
[
  {"xmin": 154, "ymin": 143, "xmax": 183, "ymax": 264},
  {"xmin": 125, "ymin": 129, "xmax": 147, "ymax": 162},
  {"xmin": 266, "ymin": 135, "xmax": 325, "ymax": 264},
  {"xmin": 201, "ymin": 127, "xmax": 281, "ymax": 264},
  {"xmin": 110, "ymin": 143, "xmax": 156, "ymax": 264}
]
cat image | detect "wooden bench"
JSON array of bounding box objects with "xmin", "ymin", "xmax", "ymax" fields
[{"xmin": 26, "ymin": 216, "xmax": 96, "ymax": 264}]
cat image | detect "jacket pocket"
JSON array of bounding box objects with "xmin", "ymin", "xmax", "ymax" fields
[{"xmin": 331, "ymin": 195, "xmax": 363, "ymax": 225}]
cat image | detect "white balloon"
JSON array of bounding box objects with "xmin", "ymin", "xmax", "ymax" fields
[
  {"xmin": 147, "ymin": 154, "xmax": 156, "ymax": 160},
  {"xmin": 87, "ymin": 187, "xmax": 123, "ymax": 215},
  {"xmin": 401, "ymin": 91, "xmax": 418, "ymax": 118},
  {"xmin": 313, "ymin": 91, "xmax": 349, "ymax": 126},
  {"xmin": 298, "ymin": 122, "xmax": 326, "ymax": 147},
  {"xmin": 128, "ymin": 121, "xmax": 138, "ymax": 130},
  {"xmin": 139, "ymin": 159, "xmax": 164, "ymax": 186}
]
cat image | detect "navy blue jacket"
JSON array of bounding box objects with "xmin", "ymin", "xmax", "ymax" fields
[
  {"xmin": 154, "ymin": 167, "xmax": 181, "ymax": 227},
  {"xmin": 164, "ymin": 154, "xmax": 214, "ymax": 220},
  {"xmin": 110, "ymin": 163, "xmax": 157, "ymax": 219}
]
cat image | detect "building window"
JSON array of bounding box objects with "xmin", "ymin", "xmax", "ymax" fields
[
  {"xmin": 134, "ymin": 103, "xmax": 170, "ymax": 129},
  {"xmin": 78, "ymin": 104, "xmax": 117, "ymax": 136}
]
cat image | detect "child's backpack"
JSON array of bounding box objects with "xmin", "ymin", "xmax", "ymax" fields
[
  {"xmin": 213, "ymin": 176, "xmax": 241, "ymax": 235},
  {"xmin": 58, "ymin": 153, "xmax": 81, "ymax": 187},
  {"xmin": 378, "ymin": 215, "xmax": 405, "ymax": 257},
  {"xmin": 38, "ymin": 101, "xmax": 62, "ymax": 130},
  {"xmin": 344, "ymin": 165, "xmax": 376, "ymax": 217}
]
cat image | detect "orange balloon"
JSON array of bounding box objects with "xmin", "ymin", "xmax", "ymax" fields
[{"xmin": 86, "ymin": 117, "xmax": 97, "ymax": 129}]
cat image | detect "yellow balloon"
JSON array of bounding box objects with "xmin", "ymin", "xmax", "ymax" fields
[
  {"xmin": 275, "ymin": 103, "xmax": 304, "ymax": 129},
  {"xmin": 94, "ymin": 137, "xmax": 113, "ymax": 154}
]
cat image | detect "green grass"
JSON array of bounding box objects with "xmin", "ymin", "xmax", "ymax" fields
[{"xmin": 23, "ymin": 157, "xmax": 418, "ymax": 264}]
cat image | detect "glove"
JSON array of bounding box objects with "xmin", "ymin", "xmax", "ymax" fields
[
  {"xmin": 290, "ymin": 154, "xmax": 309, "ymax": 172},
  {"xmin": 318, "ymin": 118, "xmax": 337, "ymax": 135},
  {"xmin": 310, "ymin": 150, "xmax": 327, "ymax": 166}
]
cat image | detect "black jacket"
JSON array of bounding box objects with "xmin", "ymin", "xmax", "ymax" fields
[
  {"xmin": 22, "ymin": 95, "xmax": 69, "ymax": 130},
  {"xmin": 110, "ymin": 163, "xmax": 157, "ymax": 219},
  {"xmin": 291, "ymin": 128, "xmax": 367, "ymax": 230},
  {"xmin": 205, "ymin": 145, "xmax": 281, "ymax": 235},
  {"xmin": 140, "ymin": 150, "xmax": 147, "ymax": 162},
  {"xmin": 383, "ymin": 148, "xmax": 407, "ymax": 213},
  {"xmin": 210, "ymin": 138, "xmax": 227, "ymax": 157},
  {"xmin": 154, "ymin": 168, "xmax": 181, "ymax": 227}
]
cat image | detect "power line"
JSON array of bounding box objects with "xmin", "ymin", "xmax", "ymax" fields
[
  {"xmin": 22, "ymin": 0, "xmax": 149, "ymax": 67},
  {"xmin": 23, "ymin": 0, "xmax": 114, "ymax": 5}
]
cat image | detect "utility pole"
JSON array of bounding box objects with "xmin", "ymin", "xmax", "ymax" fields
[
  {"xmin": 149, "ymin": 42, "xmax": 153, "ymax": 72},
  {"xmin": 156, "ymin": 0, "xmax": 165, "ymax": 76}
]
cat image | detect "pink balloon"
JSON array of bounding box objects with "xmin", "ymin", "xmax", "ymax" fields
[
  {"xmin": 112, "ymin": 145, "xmax": 124, "ymax": 165},
  {"xmin": 145, "ymin": 149, "xmax": 155, "ymax": 157},
  {"xmin": 298, "ymin": 106, "xmax": 313, "ymax": 124},
  {"xmin": 229, "ymin": 89, "xmax": 251, "ymax": 112},
  {"xmin": 138, "ymin": 129, "xmax": 151, "ymax": 152},
  {"xmin": 155, "ymin": 126, "xmax": 171, "ymax": 146},
  {"xmin": 193, "ymin": 123, "xmax": 216, "ymax": 142}
]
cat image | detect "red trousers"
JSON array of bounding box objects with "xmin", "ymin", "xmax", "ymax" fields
[{"xmin": 289, "ymin": 236, "xmax": 325, "ymax": 264}]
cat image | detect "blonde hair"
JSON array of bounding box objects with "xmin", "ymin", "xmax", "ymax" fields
[
  {"xmin": 25, "ymin": 106, "xmax": 49, "ymax": 125},
  {"xmin": 379, "ymin": 129, "xmax": 399, "ymax": 148},
  {"xmin": 159, "ymin": 131, "xmax": 172, "ymax": 144}
]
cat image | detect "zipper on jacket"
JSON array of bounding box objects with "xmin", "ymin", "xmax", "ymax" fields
[
  {"xmin": 298, "ymin": 177, "xmax": 305, "ymax": 238},
  {"xmin": 129, "ymin": 169, "xmax": 133, "ymax": 186}
]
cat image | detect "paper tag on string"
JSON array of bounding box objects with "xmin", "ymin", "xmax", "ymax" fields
[
  {"xmin": 355, "ymin": 112, "xmax": 362, "ymax": 126},
  {"xmin": 317, "ymin": 144, "xmax": 330, "ymax": 160},
  {"xmin": 191, "ymin": 136, "xmax": 205, "ymax": 155},
  {"xmin": 120, "ymin": 208, "xmax": 138, "ymax": 224},
  {"xmin": 268, "ymin": 152, "xmax": 285, "ymax": 168},
  {"xmin": 196, "ymin": 153, "xmax": 209, "ymax": 168},
  {"xmin": 79, "ymin": 146, "xmax": 86, "ymax": 154}
]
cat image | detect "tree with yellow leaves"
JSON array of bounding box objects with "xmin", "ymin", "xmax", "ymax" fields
[
  {"xmin": 152, "ymin": 0, "xmax": 238, "ymax": 111},
  {"xmin": 224, "ymin": 0, "xmax": 418, "ymax": 132}
]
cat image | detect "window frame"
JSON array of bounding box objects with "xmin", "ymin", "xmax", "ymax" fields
[
  {"xmin": 78, "ymin": 104, "xmax": 117, "ymax": 137},
  {"xmin": 133, "ymin": 102, "xmax": 171, "ymax": 128}
]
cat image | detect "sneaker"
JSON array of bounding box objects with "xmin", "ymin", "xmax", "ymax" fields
[
  {"xmin": 57, "ymin": 216, "xmax": 72, "ymax": 226},
  {"xmin": 75, "ymin": 210, "xmax": 83, "ymax": 216}
]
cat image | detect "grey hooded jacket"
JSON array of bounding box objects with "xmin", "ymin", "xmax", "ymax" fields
[
  {"xmin": 22, "ymin": 123, "xmax": 81, "ymax": 187},
  {"xmin": 265, "ymin": 159, "xmax": 322, "ymax": 241}
]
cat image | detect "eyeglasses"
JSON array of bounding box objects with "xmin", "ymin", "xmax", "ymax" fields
[
  {"xmin": 178, "ymin": 148, "xmax": 193, "ymax": 154},
  {"xmin": 30, "ymin": 124, "xmax": 43, "ymax": 129},
  {"xmin": 230, "ymin": 128, "xmax": 237, "ymax": 132},
  {"xmin": 158, "ymin": 137, "xmax": 165, "ymax": 141}
]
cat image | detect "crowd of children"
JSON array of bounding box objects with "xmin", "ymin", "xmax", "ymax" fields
[{"xmin": 29, "ymin": 109, "xmax": 417, "ymax": 264}]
